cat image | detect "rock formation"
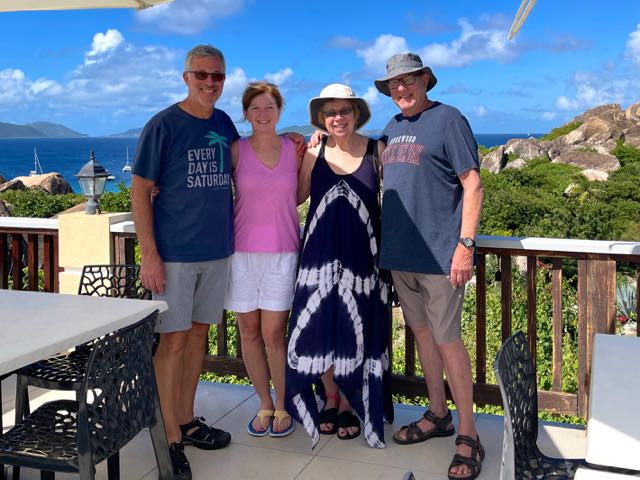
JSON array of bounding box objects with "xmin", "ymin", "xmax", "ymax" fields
[
  {"xmin": 481, "ymin": 102, "xmax": 640, "ymax": 175},
  {"xmin": 12, "ymin": 173, "xmax": 73, "ymax": 195},
  {"xmin": 0, "ymin": 179, "xmax": 26, "ymax": 193}
]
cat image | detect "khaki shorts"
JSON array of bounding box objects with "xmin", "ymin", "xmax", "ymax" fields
[
  {"xmin": 391, "ymin": 271, "xmax": 465, "ymax": 345},
  {"xmin": 153, "ymin": 257, "xmax": 230, "ymax": 333}
]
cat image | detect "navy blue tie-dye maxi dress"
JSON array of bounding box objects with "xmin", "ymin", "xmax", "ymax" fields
[{"xmin": 285, "ymin": 138, "xmax": 394, "ymax": 448}]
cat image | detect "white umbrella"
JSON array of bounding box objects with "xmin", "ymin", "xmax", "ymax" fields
[
  {"xmin": 508, "ymin": 0, "xmax": 537, "ymax": 40},
  {"xmin": 0, "ymin": 0, "xmax": 172, "ymax": 12}
]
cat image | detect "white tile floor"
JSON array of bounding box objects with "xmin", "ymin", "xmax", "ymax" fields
[{"xmin": 1, "ymin": 376, "xmax": 587, "ymax": 480}]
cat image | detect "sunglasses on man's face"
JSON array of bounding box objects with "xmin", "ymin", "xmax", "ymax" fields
[
  {"xmin": 322, "ymin": 107, "xmax": 354, "ymax": 119},
  {"xmin": 186, "ymin": 71, "xmax": 226, "ymax": 82},
  {"xmin": 388, "ymin": 74, "xmax": 419, "ymax": 89}
]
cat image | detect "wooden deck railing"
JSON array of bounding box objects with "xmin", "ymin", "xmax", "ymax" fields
[
  {"xmin": 3, "ymin": 216, "xmax": 639, "ymax": 418},
  {"xmin": 0, "ymin": 218, "xmax": 59, "ymax": 292}
]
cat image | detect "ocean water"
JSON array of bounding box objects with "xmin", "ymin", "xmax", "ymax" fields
[{"xmin": 0, "ymin": 133, "xmax": 540, "ymax": 194}]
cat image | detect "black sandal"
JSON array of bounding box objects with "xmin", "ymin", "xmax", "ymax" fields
[
  {"xmin": 393, "ymin": 409, "xmax": 455, "ymax": 445},
  {"xmin": 319, "ymin": 407, "xmax": 338, "ymax": 435},
  {"xmin": 447, "ymin": 434, "xmax": 485, "ymax": 480},
  {"xmin": 180, "ymin": 416, "xmax": 231, "ymax": 450},
  {"xmin": 336, "ymin": 410, "xmax": 361, "ymax": 440}
]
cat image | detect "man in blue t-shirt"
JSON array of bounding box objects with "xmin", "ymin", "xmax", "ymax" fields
[
  {"xmin": 375, "ymin": 53, "xmax": 485, "ymax": 480},
  {"xmin": 131, "ymin": 44, "xmax": 239, "ymax": 479}
]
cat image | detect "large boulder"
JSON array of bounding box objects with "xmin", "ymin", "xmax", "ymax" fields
[
  {"xmin": 503, "ymin": 159, "xmax": 527, "ymax": 170},
  {"xmin": 570, "ymin": 104, "xmax": 622, "ymax": 124},
  {"xmin": 623, "ymin": 124, "xmax": 640, "ymax": 148},
  {"xmin": 552, "ymin": 151, "xmax": 620, "ymax": 172},
  {"xmin": 625, "ymin": 101, "xmax": 640, "ymax": 123},
  {"xmin": 580, "ymin": 169, "xmax": 609, "ymax": 181},
  {"xmin": 13, "ymin": 173, "xmax": 73, "ymax": 195},
  {"xmin": 579, "ymin": 115, "xmax": 633, "ymax": 144},
  {"xmin": 505, "ymin": 139, "xmax": 549, "ymax": 161},
  {"xmin": 0, "ymin": 179, "xmax": 26, "ymax": 193},
  {"xmin": 480, "ymin": 146, "xmax": 506, "ymax": 173}
]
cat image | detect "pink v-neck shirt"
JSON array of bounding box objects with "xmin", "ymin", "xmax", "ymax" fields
[{"xmin": 233, "ymin": 137, "xmax": 300, "ymax": 252}]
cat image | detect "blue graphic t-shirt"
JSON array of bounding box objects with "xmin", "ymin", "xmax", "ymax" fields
[
  {"xmin": 133, "ymin": 103, "xmax": 240, "ymax": 262},
  {"xmin": 380, "ymin": 101, "xmax": 479, "ymax": 274}
]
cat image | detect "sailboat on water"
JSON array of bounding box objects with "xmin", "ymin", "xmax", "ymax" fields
[
  {"xmin": 122, "ymin": 147, "xmax": 132, "ymax": 173},
  {"xmin": 29, "ymin": 147, "xmax": 44, "ymax": 176}
]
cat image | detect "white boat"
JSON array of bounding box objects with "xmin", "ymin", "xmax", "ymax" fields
[
  {"xmin": 29, "ymin": 147, "xmax": 44, "ymax": 176},
  {"xmin": 122, "ymin": 147, "xmax": 132, "ymax": 173}
]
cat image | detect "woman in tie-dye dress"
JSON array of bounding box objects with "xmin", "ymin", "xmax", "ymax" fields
[{"xmin": 285, "ymin": 84, "xmax": 394, "ymax": 448}]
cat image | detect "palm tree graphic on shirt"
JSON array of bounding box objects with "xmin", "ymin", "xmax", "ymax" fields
[{"xmin": 205, "ymin": 132, "xmax": 228, "ymax": 173}]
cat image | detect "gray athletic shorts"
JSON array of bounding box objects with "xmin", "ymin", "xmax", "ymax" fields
[
  {"xmin": 391, "ymin": 271, "xmax": 465, "ymax": 345},
  {"xmin": 153, "ymin": 257, "xmax": 230, "ymax": 333}
]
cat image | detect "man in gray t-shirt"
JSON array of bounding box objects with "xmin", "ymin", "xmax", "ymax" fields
[{"xmin": 375, "ymin": 53, "xmax": 484, "ymax": 480}]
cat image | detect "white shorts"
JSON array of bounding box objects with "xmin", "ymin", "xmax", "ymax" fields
[{"xmin": 224, "ymin": 252, "xmax": 298, "ymax": 313}]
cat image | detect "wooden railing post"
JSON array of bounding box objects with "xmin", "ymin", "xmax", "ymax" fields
[{"xmin": 577, "ymin": 257, "xmax": 616, "ymax": 417}]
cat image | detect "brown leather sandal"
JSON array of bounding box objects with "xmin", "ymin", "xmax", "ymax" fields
[
  {"xmin": 393, "ymin": 409, "xmax": 455, "ymax": 445},
  {"xmin": 447, "ymin": 434, "xmax": 485, "ymax": 480}
]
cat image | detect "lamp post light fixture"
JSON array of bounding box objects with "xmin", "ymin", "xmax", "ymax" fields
[{"xmin": 75, "ymin": 149, "xmax": 110, "ymax": 215}]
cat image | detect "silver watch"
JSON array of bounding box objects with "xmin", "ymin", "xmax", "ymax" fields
[{"xmin": 459, "ymin": 237, "xmax": 476, "ymax": 248}]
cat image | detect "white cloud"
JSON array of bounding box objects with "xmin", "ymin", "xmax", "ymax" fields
[
  {"xmin": 87, "ymin": 29, "xmax": 124, "ymax": 60},
  {"xmin": 0, "ymin": 69, "xmax": 63, "ymax": 105},
  {"xmin": 419, "ymin": 18, "xmax": 515, "ymax": 68},
  {"xmin": 136, "ymin": 0, "xmax": 247, "ymax": 35},
  {"xmin": 542, "ymin": 112, "xmax": 557, "ymax": 121},
  {"xmin": 555, "ymin": 96, "xmax": 580, "ymax": 110},
  {"xmin": 362, "ymin": 86, "xmax": 381, "ymax": 106},
  {"xmin": 356, "ymin": 34, "xmax": 409, "ymax": 72},
  {"xmin": 265, "ymin": 68, "xmax": 293, "ymax": 86},
  {"xmin": 473, "ymin": 105, "xmax": 488, "ymax": 117},
  {"xmin": 626, "ymin": 23, "xmax": 640, "ymax": 64}
]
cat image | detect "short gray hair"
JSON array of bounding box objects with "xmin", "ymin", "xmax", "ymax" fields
[{"xmin": 184, "ymin": 44, "xmax": 226, "ymax": 71}]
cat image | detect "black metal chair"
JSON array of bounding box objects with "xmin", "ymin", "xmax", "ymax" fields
[
  {"xmin": 494, "ymin": 331, "xmax": 587, "ymax": 479},
  {"xmin": 0, "ymin": 311, "xmax": 172, "ymax": 480},
  {"xmin": 12, "ymin": 265, "xmax": 150, "ymax": 480}
]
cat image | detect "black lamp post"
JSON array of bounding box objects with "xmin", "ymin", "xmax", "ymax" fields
[{"xmin": 75, "ymin": 149, "xmax": 110, "ymax": 215}]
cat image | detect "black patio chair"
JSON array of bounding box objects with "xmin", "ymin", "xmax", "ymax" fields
[
  {"xmin": 494, "ymin": 331, "xmax": 587, "ymax": 479},
  {"xmin": 12, "ymin": 264, "xmax": 150, "ymax": 480},
  {"xmin": 0, "ymin": 311, "xmax": 172, "ymax": 480}
]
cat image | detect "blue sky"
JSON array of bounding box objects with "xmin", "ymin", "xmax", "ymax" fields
[{"xmin": 0, "ymin": 0, "xmax": 639, "ymax": 136}]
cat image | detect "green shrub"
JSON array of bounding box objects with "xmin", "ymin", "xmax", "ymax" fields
[
  {"xmin": 538, "ymin": 121, "xmax": 583, "ymax": 141},
  {"xmin": 0, "ymin": 189, "xmax": 83, "ymax": 218},
  {"xmin": 478, "ymin": 145, "xmax": 499, "ymax": 156},
  {"xmin": 610, "ymin": 139, "xmax": 640, "ymax": 166},
  {"xmin": 100, "ymin": 182, "xmax": 132, "ymax": 212}
]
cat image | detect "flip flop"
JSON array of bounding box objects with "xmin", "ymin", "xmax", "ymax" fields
[
  {"xmin": 269, "ymin": 410, "xmax": 295, "ymax": 437},
  {"xmin": 247, "ymin": 409, "xmax": 274, "ymax": 437}
]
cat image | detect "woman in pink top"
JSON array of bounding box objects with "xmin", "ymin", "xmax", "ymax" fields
[{"xmin": 225, "ymin": 81, "xmax": 301, "ymax": 437}]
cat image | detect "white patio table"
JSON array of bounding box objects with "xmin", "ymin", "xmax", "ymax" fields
[
  {"xmin": 0, "ymin": 289, "xmax": 167, "ymax": 376},
  {"xmin": 575, "ymin": 467, "xmax": 637, "ymax": 479},
  {"xmin": 585, "ymin": 333, "xmax": 640, "ymax": 471},
  {"xmin": 0, "ymin": 289, "xmax": 174, "ymax": 479}
]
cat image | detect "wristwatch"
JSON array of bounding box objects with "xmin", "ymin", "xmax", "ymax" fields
[{"xmin": 459, "ymin": 237, "xmax": 476, "ymax": 248}]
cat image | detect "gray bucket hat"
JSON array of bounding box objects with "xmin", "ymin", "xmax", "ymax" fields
[
  {"xmin": 374, "ymin": 53, "xmax": 437, "ymax": 97},
  {"xmin": 308, "ymin": 83, "xmax": 371, "ymax": 132}
]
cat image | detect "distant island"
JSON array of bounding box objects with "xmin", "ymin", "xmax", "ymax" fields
[
  {"xmin": 0, "ymin": 121, "xmax": 86, "ymax": 138},
  {"xmin": 0, "ymin": 120, "xmax": 382, "ymax": 139}
]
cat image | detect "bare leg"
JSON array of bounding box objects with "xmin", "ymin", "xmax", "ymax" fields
[
  {"xmin": 440, "ymin": 340, "xmax": 478, "ymax": 478},
  {"xmin": 393, "ymin": 324, "xmax": 453, "ymax": 441},
  {"xmin": 177, "ymin": 321, "xmax": 210, "ymax": 426},
  {"xmin": 319, "ymin": 367, "xmax": 339, "ymax": 433},
  {"xmin": 261, "ymin": 309, "xmax": 290, "ymax": 433},
  {"xmin": 154, "ymin": 330, "xmax": 189, "ymax": 444},
  {"xmin": 238, "ymin": 311, "xmax": 274, "ymax": 432}
]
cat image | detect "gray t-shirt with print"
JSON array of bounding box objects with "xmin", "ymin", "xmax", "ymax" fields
[{"xmin": 380, "ymin": 101, "xmax": 479, "ymax": 275}]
